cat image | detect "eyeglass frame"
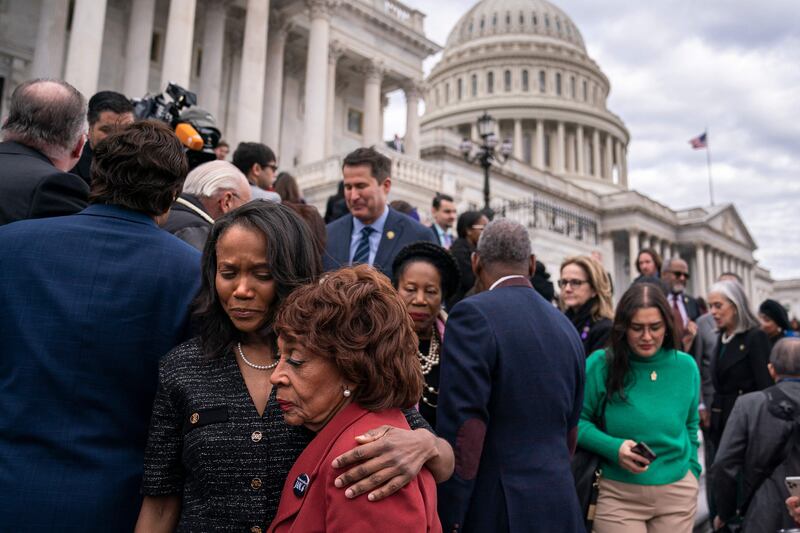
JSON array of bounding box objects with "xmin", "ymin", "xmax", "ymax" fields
[{"xmin": 558, "ymin": 279, "xmax": 589, "ymax": 289}]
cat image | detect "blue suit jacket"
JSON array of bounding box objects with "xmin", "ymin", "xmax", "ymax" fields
[
  {"xmin": 0, "ymin": 205, "xmax": 201, "ymax": 531},
  {"xmin": 436, "ymin": 278, "xmax": 586, "ymax": 532},
  {"xmin": 323, "ymin": 207, "xmax": 436, "ymax": 279}
]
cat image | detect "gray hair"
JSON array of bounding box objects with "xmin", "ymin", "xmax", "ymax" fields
[
  {"xmin": 1, "ymin": 79, "xmax": 86, "ymax": 159},
  {"xmin": 708, "ymin": 280, "xmax": 759, "ymax": 334},
  {"xmin": 770, "ymin": 337, "xmax": 800, "ymax": 376},
  {"xmin": 182, "ymin": 160, "xmax": 249, "ymax": 198},
  {"xmin": 476, "ymin": 218, "xmax": 531, "ymax": 267}
]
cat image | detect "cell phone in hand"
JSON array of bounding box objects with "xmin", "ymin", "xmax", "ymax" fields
[
  {"xmin": 631, "ymin": 442, "xmax": 657, "ymax": 467},
  {"xmin": 786, "ymin": 476, "xmax": 800, "ymax": 497}
]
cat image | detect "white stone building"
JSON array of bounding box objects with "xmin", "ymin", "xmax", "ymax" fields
[{"xmin": 1, "ymin": 0, "xmax": 794, "ymax": 308}]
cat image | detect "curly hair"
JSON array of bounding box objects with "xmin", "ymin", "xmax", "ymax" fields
[
  {"xmin": 559, "ymin": 255, "xmax": 614, "ymax": 321},
  {"xmin": 392, "ymin": 241, "xmax": 461, "ymax": 301},
  {"xmin": 275, "ymin": 265, "xmax": 423, "ymax": 411}
]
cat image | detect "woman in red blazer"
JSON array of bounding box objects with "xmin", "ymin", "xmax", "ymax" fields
[{"xmin": 268, "ymin": 265, "xmax": 442, "ymax": 533}]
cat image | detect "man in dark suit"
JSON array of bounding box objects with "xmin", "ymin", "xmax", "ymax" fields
[
  {"xmin": 70, "ymin": 90, "xmax": 135, "ymax": 185},
  {"xmin": 0, "ymin": 78, "xmax": 89, "ymax": 225},
  {"xmin": 436, "ymin": 219, "xmax": 585, "ymax": 532},
  {"xmin": 663, "ymin": 257, "xmax": 701, "ymax": 350},
  {"xmin": 0, "ymin": 120, "xmax": 201, "ymax": 531},
  {"xmin": 323, "ymin": 147, "xmax": 435, "ymax": 279},
  {"xmin": 429, "ymin": 192, "xmax": 457, "ymax": 249}
]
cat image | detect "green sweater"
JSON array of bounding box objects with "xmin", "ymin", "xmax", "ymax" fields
[{"xmin": 577, "ymin": 348, "xmax": 702, "ymax": 485}]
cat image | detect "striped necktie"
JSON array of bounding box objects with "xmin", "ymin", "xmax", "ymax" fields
[{"xmin": 352, "ymin": 226, "xmax": 374, "ymax": 265}]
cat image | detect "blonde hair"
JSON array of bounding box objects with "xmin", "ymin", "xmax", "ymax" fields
[{"xmin": 559, "ymin": 255, "xmax": 614, "ymax": 321}]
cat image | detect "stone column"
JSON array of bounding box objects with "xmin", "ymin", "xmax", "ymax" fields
[
  {"xmin": 301, "ymin": 0, "xmax": 333, "ymax": 164},
  {"xmin": 715, "ymin": 251, "xmax": 723, "ymax": 280},
  {"xmin": 604, "ymin": 134, "xmax": 614, "ymax": 179},
  {"xmin": 628, "ymin": 231, "xmax": 640, "ymax": 282},
  {"xmin": 695, "ymin": 244, "xmax": 707, "ymax": 297},
  {"xmin": 470, "ymin": 122, "xmax": 478, "ymax": 142},
  {"xmin": 325, "ymin": 41, "xmax": 344, "ymax": 157},
  {"xmin": 235, "ymin": 0, "xmax": 270, "ymax": 143},
  {"xmin": 404, "ymin": 82, "xmax": 422, "ymax": 159},
  {"xmin": 555, "ymin": 121, "xmax": 566, "ymax": 174},
  {"xmin": 31, "ymin": 0, "xmax": 69, "ymax": 79},
  {"xmin": 614, "ymin": 139, "xmax": 623, "ymax": 185},
  {"xmin": 160, "ymin": 0, "xmax": 197, "ymax": 89},
  {"xmin": 534, "ymin": 119, "xmax": 545, "ymax": 169},
  {"xmin": 262, "ymin": 16, "xmax": 290, "ymax": 151},
  {"xmin": 513, "ymin": 119, "xmax": 523, "ymax": 160},
  {"xmin": 362, "ymin": 60, "xmax": 384, "ymax": 147},
  {"xmin": 660, "ymin": 240, "xmax": 669, "ymax": 262},
  {"xmin": 620, "ymin": 145, "xmax": 629, "ymax": 187},
  {"xmin": 671, "ymin": 244, "xmax": 680, "ymax": 259},
  {"xmin": 198, "ymin": 0, "xmax": 227, "ymax": 120},
  {"xmin": 64, "ymin": 0, "xmax": 108, "ymax": 96},
  {"xmin": 705, "ymin": 246, "xmax": 714, "ymax": 287},
  {"xmin": 576, "ymin": 125, "xmax": 585, "ymax": 175},
  {"xmin": 566, "ymin": 131, "xmax": 576, "ymax": 173},
  {"xmin": 592, "ymin": 129, "xmax": 601, "ymax": 178}
]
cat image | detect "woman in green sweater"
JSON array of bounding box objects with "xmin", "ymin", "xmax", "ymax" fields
[{"xmin": 578, "ymin": 282, "xmax": 701, "ymax": 533}]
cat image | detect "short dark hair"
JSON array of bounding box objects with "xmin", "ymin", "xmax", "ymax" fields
[
  {"xmin": 87, "ymin": 91, "xmax": 134, "ymax": 126},
  {"xmin": 1, "ymin": 78, "xmax": 86, "ymax": 155},
  {"xmin": 432, "ymin": 193, "xmax": 454, "ymax": 209},
  {"xmin": 606, "ymin": 282, "xmax": 679, "ymax": 401},
  {"xmin": 392, "ymin": 242, "xmax": 461, "ymax": 301},
  {"xmin": 194, "ymin": 202, "xmax": 322, "ymax": 359},
  {"xmin": 275, "ymin": 265, "xmax": 423, "ymax": 411},
  {"xmin": 217, "ymin": 140, "xmax": 229, "ymax": 149},
  {"xmin": 456, "ymin": 210, "xmax": 484, "ymax": 239},
  {"xmin": 89, "ymin": 120, "xmax": 188, "ymax": 216},
  {"xmin": 232, "ymin": 142, "xmax": 275, "ymax": 175},
  {"xmin": 342, "ymin": 147, "xmax": 391, "ymax": 183}
]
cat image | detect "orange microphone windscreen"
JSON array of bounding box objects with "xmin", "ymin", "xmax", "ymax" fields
[{"xmin": 175, "ymin": 123, "xmax": 204, "ymax": 151}]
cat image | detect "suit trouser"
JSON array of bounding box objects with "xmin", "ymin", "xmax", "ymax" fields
[{"xmin": 592, "ymin": 471, "xmax": 699, "ymax": 533}]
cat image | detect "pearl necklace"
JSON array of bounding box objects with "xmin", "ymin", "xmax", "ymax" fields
[
  {"xmin": 721, "ymin": 331, "xmax": 735, "ymax": 344},
  {"xmin": 419, "ymin": 329, "xmax": 440, "ymax": 408},
  {"xmin": 237, "ymin": 342, "xmax": 278, "ymax": 371}
]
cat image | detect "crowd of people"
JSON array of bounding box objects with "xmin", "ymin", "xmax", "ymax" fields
[{"xmin": 1, "ymin": 77, "xmax": 799, "ymax": 533}]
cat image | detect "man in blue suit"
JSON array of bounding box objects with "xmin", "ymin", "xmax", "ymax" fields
[
  {"xmin": 323, "ymin": 147, "xmax": 435, "ymax": 279},
  {"xmin": 0, "ymin": 120, "xmax": 201, "ymax": 532},
  {"xmin": 436, "ymin": 219, "xmax": 585, "ymax": 532}
]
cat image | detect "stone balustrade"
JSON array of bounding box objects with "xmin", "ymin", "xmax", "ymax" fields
[{"xmin": 359, "ymin": 0, "xmax": 424, "ymax": 31}]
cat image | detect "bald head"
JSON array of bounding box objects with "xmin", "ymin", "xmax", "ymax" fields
[
  {"xmin": 2, "ymin": 79, "xmax": 86, "ymax": 167},
  {"xmin": 771, "ymin": 337, "xmax": 800, "ymax": 377}
]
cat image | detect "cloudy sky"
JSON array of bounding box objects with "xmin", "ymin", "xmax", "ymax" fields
[{"xmin": 383, "ymin": 0, "xmax": 800, "ymax": 279}]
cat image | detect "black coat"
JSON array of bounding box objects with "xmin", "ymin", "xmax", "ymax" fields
[
  {"xmin": 564, "ymin": 299, "xmax": 612, "ymax": 357},
  {"xmin": 69, "ymin": 143, "xmax": 93, "ymax": 187},
  {"xmin": 709, "ymin": 327, "xmax": 773, "ymax": 447},
  {"xmin": 0, "ymin": 141, "xmax": 89, "ymax": 226},
  {"xmin": 446, "ymin": 237, "xmax": 475, "ymax": 309}
]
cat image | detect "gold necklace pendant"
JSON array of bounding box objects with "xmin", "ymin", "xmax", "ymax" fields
[{"xmin": 650, "ymin": 371, "xmax": 658, "ymax": 381}]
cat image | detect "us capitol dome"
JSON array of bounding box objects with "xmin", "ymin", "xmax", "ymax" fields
[{"xmin": 421, "ymin": 0, "xmax": 630, "ymax": 192}]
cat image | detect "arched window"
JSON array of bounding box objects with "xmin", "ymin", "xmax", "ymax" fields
[
  {"xmin": 532, "ymin": 13, "xmax": 538, "ymax": 26},
  {"xmin": 570, "ymin": 76, "xmax": 576, "ymax": 98},
  {"xmin": 556, "ymin": 73, "xmax": 562, "ymax": 95},
  {"xmin": 583, "ymin": 80, "xmax": 588, "ymax": 101},
  {"xmin": 506, "ymin": 12, "xmax": 511, "ymax": 25},
  {"xmin": 504, "ymin": 70, "xmax": 512, "ymax": 92},
  {"xmin": 522, "ymin": 70, "xmax": 529, "ymax": 91},
  {"xmin": 457, "ymin": 78, "xmax": 463, "ymax": 100},
  {"xmin": 492, "ymin": 14, "xmax": 497, "ymax": 27},
  {"xmin": 556, "ymin": 19, "xmax": 561, "ymax": 33},
  {"xmin": 545, "ymin": 14, "xmax": 550, "ymax": 29},
  {"xmin": 487, "ymin": 71, "xmax": 494, "ymax": 94},
  {"xmin": 519, "ymin": 12, "xmax": 524, "ymax": 25},
  {"xmin": 539, "ymin": 70, "xmax": 546, "ymax": 93},
  {"xmin": 445, "ymin": 82, "xmax": 450, "ymax": 103},
  {"xmin": 471, "ymin": 74, "xmax": 478, "ymax": 96},
  {"xmin": 480, "ymin": 17, "xmax": 485, "ymax": 30}
]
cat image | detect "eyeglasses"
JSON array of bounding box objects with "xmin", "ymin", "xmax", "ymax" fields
[
  {"xmin": 265, "ymin": 163, "xmax": 278, "ymax": 172},
  {"xmin": 558, "ymin": 279, "xmax": 588, "ymax": 289},
  {"xmin": 670, "ymin": 271, "xmax": 690, "ymax": 279},
  {"xmin": 470, "ymin": 224, "xmax": 485, "ymax": 231}
]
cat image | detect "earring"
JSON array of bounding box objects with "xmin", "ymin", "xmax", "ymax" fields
[{"xmin": 343, "ymin": 385, "xmax": 351, "ymax": 398}]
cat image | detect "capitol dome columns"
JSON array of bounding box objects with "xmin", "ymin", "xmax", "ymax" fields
[
  {"xmin": 301, "ymin": 0, "xmax": 334, "ymax": 164},
  {"xmin": 576, "ymin": 126, "xmax": 585, "ymax": 175},
  {"xmin": 404, "ymin": 82, "xmax": 422, "ymax": 159}
]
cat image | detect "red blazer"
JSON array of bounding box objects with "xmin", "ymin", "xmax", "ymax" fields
[{"xmin": 268, "ymin": 403, "xmax": 441, "ymax": 533}]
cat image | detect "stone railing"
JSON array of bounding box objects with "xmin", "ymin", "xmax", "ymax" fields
[
  {"xmin": 357, "ymin": 0, "xmax": 425, "ymax": 32},
  {"xmin": 376, "ymin": 146, "xmax": 442, "ymax": 191}
]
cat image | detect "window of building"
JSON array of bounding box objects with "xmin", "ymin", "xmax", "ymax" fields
[
  {"xmin": 487, "ymin": 72, "xmax": 494, "ymax": 94},
  {"xmin": 445, "ymin": 82, "xmax": 450, "ymax": 103},
  {"xmin": 504, "ymin": 70, "xmax": 511, "ymax": 92},
  {"xmin": 570, "ymin": 76, "xmax": 576, "ymax": 98},
  {"xmin": 506, "ymin": 12, "xmax": 511, "ymax": 25},
  {"xmin": 492, "ymin": 14, "xmax": 497, "ymax": 27},
  {"xmin": 435, "ymin": 88, "xmax": 440, "ymax": 106},
  {"xmin": 471, "ymin": 74, "xmax": 478, "ymax": 96},
  {"xmin": 583, "ymin": 80, "xmax": 588, "ymax": 101},
  {"xmin": 545, "ymin": 14, "xmax": 550, "ymax": 29},
  {"xmin": 457, "ymin": 78, "xmax": 463, "ymax": 100},
  {"xmin": 539, "ymin": 70, "xmax": 546, "ymax": 93},
  {"xmin": 347, "ymin": 108, "xmax": 363, "ymax": 135},
  {"xmin": 592, "ymin": 85, "xmax": 597, "ymax": 104},
  {"xmin": 480, "ymin": 17, "xmax": 485, "ymax": 30},
  {"xmin": 469, "ymin": 21, "xmax": 473, "ymax": 34},
  {"xmin": 150, "ymin": 32, "xmax": 163, "ymax": 63},
  {"xmin": 519, "ymin": 12, "xmax": 524, "ymax": 25},
  {"xmin": 532, "ymin": 13, "xmax": 538, "ymax": 26},
  {"xmin": 556, "ymin": 19, "xmax": 561, "ymax": 33},
  {"xmin": 194, "ymin": 47, "xmax": 203, "ymax": 77},
  {"xmin": 544, "ymin": 133, "xmax": 551, "ymax": 168},
  {"xmin": 522, "ymin": 70, "xmax": 529, "ymax": 91},
  {"xmin": 556, "ymin": 73, "xmax": 562, "ymax": 95}
]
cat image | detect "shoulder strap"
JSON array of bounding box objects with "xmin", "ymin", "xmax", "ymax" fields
[{"xmin": 175, "ymin": 197, "xmax": 214, "ymax": 224}]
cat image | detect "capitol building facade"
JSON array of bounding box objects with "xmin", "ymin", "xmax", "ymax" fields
[{"xmin": 1, "ymin": 0, "xmax": 796, "ymax": 311}]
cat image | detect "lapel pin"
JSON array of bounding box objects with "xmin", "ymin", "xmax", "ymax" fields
[
  {"xmin": 293, "ymin": 473, "xmax": 310, "ymax": 498},
  {"xmin": 740, "ymin": 344, "xmax": 745, "ymax": 351},
  {"xmin": 386, "ymin": 231, "xmax": 395, "ymax": 240}
]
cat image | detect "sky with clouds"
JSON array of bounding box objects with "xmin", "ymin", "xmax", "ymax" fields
[{"xmin": 383, "ymin": 0, "xmax": 800, "ymax": 279}]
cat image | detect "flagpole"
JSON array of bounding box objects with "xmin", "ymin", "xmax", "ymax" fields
[{"xmin": 705, "ymin": 129, "xmax": 714, "ymax": 206}]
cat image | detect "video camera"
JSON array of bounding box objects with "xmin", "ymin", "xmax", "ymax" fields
[{"xmin": 132, "ymin": 82, "xmax": 221, "ymax": 169}]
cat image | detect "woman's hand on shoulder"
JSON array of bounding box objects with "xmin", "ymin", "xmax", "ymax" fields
[{"xmin": 617, "ymin": 440, "xmax": 650, "ymax": 474}]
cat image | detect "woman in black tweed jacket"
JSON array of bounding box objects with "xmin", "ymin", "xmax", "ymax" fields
[{"xmin": 136, "ymin": 203, "xmax": 453, "ymax": 532}]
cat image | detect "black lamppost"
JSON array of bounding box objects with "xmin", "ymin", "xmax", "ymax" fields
[{"xmin": 460, "ymin": 111, "xmax": 513, "ymax": 211}]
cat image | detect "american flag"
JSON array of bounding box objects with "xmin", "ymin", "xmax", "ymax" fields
[{"xmin": 689, "ymin": 132, "xmax": 707, "ymax": 149}]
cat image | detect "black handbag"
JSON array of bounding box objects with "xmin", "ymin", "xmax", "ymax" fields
[{"xmin": 571, "ymin": 394, "xmax": 607, "ymax": 532}]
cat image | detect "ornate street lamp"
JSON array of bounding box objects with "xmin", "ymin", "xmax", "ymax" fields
[{"xmin": 460, "ymin": 111, "xmax": 513, "ymax": 211}]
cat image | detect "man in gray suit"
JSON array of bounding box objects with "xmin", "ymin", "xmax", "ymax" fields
[{"xmin": 323, "ymin": 147, "xmax": 435, "ymax": 279}]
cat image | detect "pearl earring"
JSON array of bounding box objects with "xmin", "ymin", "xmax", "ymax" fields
[{"xmin": 343, "ymin": 386, "xmax": 351, "ymax": 398}]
